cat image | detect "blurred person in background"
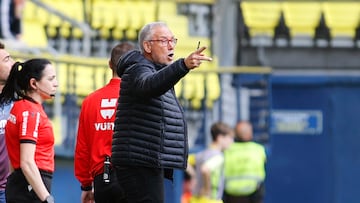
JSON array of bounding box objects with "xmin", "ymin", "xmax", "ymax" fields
[
  {"xmin": 0, "ymin": 41, "xmax": 15, "ymax": 203},
  {"xmin": 181, "ymin": 157, "xmax": 196, "ymax": 203},
  {"xmin": 0, "ymin": 0, "xmax": 26, "ymax": 40},
  {"xmin": 74, "ymin": 41, "xmax": 135, "ymax": 203},
  {"xmin": 112, "ymin": 21, "xmax": 212, "ymax": 203},
  {"xmin": 223, "ymin": 121, "xmax": 266, "ymax": 203},
  {"xmin": 191, "ymin": 122, "xmax": 234, "ymax": 203},
  {"xmin": 1, "ymin": 58, "xmax": 57, "ymax": 203}
]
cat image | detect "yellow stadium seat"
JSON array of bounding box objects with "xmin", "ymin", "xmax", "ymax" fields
[
  {"xmin": 91, "ymin": 0, "xmax": 118, "ymax": 39},
  {"xmin": 162, "ymin": 16, "xmax": 189, "ymax": 38},
  {"xmin": 205, "ymin": 73, "xmax": 220, "ymax": 108},
  {"xmin": 99, "ymin": 10, "xmax": 116, "ymax": 39},
  {"xmin": 54, "ymin": 55, "xmax": 110, "ymax": 100},
  {"xmin": 23, "ymin": 1, "xmax": 49, "ymax": 36},
  {"xmin": 40, "ymin": 0, "xmax": 85, "ymax": 39},
  {"xmin": 23, "ymin": 1, "xmax": 37, "ymax": 21},
  {"xmin": 241, "ymin": 1, "xmax": 282, "ymax": 37},
  {"xmin": 52, "ymin": 2, "xmax": 71, "ymax": 38},
  {"xmin": 55, "ymin": 63, "xmax": 70, "ymax": 95},
  {"xmin": 55, "ymin": 1, "xmax": 85, "ymax": 39},
  {"xmin": 124, "ymin": 0, "xmax": 157, "ymax": 40},
  {"xmin": 322, "ymin": 2, "xmax": 360, "ymax": 39},
  {"xmin": 140, "ymin": 1, "xmax": 157, "ymax": 25},
  {"xmin": 68, "ymin": 5, "xmax": 85, "ymax": 38},
  {"xmin": 282, "ymin": 2, "xmax": 322, "ymax": 38},
  {"xmin": 94, "ymin": 65, "xmax": 110, "ymax": 90},
  {"xmin": 22, "ymin": 1, "xmax": 48, "ymax": 47},
  {"xmin": 51, "ymin": 116, "xmax": 62, "ymax": 145},
  {"xmin": 90, "ymin": 1, "xmax": 105, "ymax": 30},
  {"xmin": 40, "ymin": 0, "xmax": 63, "ymax": 38},
  {"xmin": 112, "ymin": 1, "xmax": 130, "ymax": 39},
  {"xmin": 100, "ymin": 1, "xmax": 117, "ymax": 29},
  {"xmin": 157, "ymin": 1, "xmax": 178, "ymax": 20},
  {"xmin": 204, "ymin": 57, "xmax": 220, "ymax": 109},
  {"xmin": 182, "ymin": 73, "xmax": 205, "ymax": 110},
  {"xmin": 191, "ymin": 74, "xmax": 205, "ymax": 110},
  {"xmin": 46, "ymin": 16, "xmax": 62, "ymax": 39},
  {"xmin": 175, "ymin": 47, "xmax": 218, "ymax": 109},
  {"xmin": 22, "ymin": 20, "xmax": 49, "ymax": 48},
  {"xmin": 73, "ymin": 64, "xmax": 97, "ymax": 97},
  {"xmin": 36, "ymin": 6, "xmax": 51, "ymax": 26},
  {"xmin": 183, "ymin": 74, "xmax": 196, "ymax": 101},
  {"xmin": 46, "ymin": 22, "xmax": 61, "ymax": 39},
  {"xmin": 178, "ymin": 36, "xmax": 211, "ymax": 54}
]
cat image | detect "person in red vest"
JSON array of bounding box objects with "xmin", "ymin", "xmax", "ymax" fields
[{"xmin": 74, "ymin": 41, "xmax": 135, "ymax": 203}]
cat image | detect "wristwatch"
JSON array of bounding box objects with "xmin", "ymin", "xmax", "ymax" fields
[{"xmin": 43, "ymin": 195, "xmax": 54, "ymax": 203}]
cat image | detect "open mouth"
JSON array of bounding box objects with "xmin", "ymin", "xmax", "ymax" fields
[{"xmin": 168, "ymin": 53, "xmax": 174, "ymax": 58}]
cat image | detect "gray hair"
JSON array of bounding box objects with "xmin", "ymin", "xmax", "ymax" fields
[{"xmin": 138, "ymin": 21, "xmax": 168, "ymax": 53}]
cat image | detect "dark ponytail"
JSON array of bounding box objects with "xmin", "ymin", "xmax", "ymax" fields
[
  {"xmin": 0, "ymin": 58, "xmax": 51, "ymax": 104},
  {"xmin": 0, "ymin": 62, "xmax": 22, "ymax": 104}
]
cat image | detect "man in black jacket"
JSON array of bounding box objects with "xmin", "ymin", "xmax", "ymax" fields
[{"xmin": 112, "ymin": 21, "xmax": 212, "ymax": 203}]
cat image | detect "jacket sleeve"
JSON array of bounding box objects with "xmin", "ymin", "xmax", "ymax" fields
[
  {"xmin": 130, "ymin": 59, "xmax": 189, "ymax": 97},
  {"xmin": 74, "ymin": 99, "xmax": 93, "ymax": 189}
]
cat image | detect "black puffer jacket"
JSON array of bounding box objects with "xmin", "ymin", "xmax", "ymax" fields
[{"xmin": 112, "ymin": 50, "xmax": 189, "ymax": 171}]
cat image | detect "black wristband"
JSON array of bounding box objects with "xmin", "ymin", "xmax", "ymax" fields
[{"xmin": 81, "ymin": 185, "xmax": 93, "ymax": 191}]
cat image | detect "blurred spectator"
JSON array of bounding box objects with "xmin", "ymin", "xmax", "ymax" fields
[
  {"xmin": 182, "ymin": 154, "xmax": 196, "ymax": 203},
  {"xmin": 0, "ymin": 0, "xmax": 25, "ymax": 40},
  {"xmin": 181, "ymin": 170, "xmax": 194, "ymax": 203},
  {"xmin": 192, "ymin": 122, "xmax": 234, "ymax": 203},
  {"xmin": 0, "ymin": 41, "xmax": 15, "ymax": 203},
  {"xmin": 223, "ymin": 121, "xmax": 266, "ymax": 203}
]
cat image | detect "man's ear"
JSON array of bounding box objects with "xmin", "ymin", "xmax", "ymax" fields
[{"xmin": 144, "ymin": 41, "xmax": 151, "ymax": 53}]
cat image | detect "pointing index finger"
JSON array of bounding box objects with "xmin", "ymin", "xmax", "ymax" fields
[
  {"xmin": 195, "ymin": 46, "xmax": 207, "ymax": 54},
  {"xmin": 194, "ymin": 46, "xmax": 212, "ymax": 61}
]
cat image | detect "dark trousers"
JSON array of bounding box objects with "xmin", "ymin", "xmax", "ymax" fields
[
  {"xmin": 115, "ymin": 166, "xmax": 164, "ymax": 203},
  {"xmin": 5, "ymin": 169, "xmax": 52, "ymax": 203},
  {"xmin": 93, "ymin": 169, "xmax": 126, "ymax": 203},
  {"xmin": 223, "ymin": 183, "xmax": 265, "ymax": 203}
]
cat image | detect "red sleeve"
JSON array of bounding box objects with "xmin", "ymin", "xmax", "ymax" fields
[
  {"xmin": 74, "ymin": 98, "xmax": 93, "ymax": 188},
  {"xmin": 19, "ymin": 110, "xmax": 40, "ymax": 143}
]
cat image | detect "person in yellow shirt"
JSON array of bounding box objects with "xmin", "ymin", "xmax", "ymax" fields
[
  {"xmin": 192, "ymin": 122, "xmax": 234, "ymax": 203},
  {"xmin": 223, "ymin": 121, "xmax": 266, "ymax": 203}
]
